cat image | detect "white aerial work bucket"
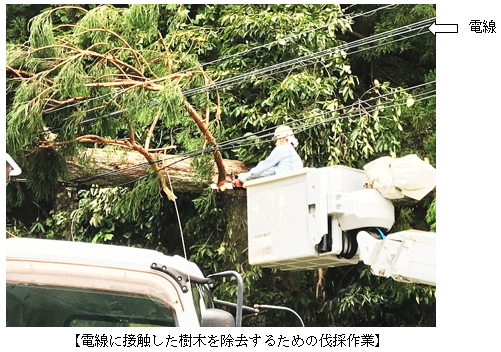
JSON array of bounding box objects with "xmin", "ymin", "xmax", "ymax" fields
[{"xmin": 244, "ymin": 166, "xmax": 394, "ymax": 271}]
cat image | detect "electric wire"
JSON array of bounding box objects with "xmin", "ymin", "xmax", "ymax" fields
[
  {"xmin": 346, "ymin": 4, "xmax": 400, "ymax": 19},
  {"xmin": 94, "ymin": 85, "xmax": 435, "ymax": 188},
  {"xmin": 72, "ymin": 79, "xmax": 434, "ymax": 183},
  {"xmin": 118, "ymin": 89, "xmax": 436, "ymax": 188},
  {"xmin": 46, "ymin": 91, "xmax": 116, "ymax": 115},
  {"xmin": 59, "ymin": 27, "xmax": 431, "ymax": 131},
  {"xmin": 172, "ymin": 4, "xmax": 399, "ymax": 76},
  {"xmin": 70, "ymin": 148, "xmax": 204, "ymax": 184},
  {"xmin": 44, "ymin": 14, "xmax": 436, "ymax": 184},
  {"xmin": 45, "ymin": 16, "xmax": 434, "ymax": 133},
  {"xmin": 182, "ymin": 18, "xmax": 434, "ymax": 97},
  {"xmin": 41, "ymin": 4, "xmax": 397, "ymax": 117},
  {"xmin": 215, "ymin": 80, "xmax": 435, "ymax": 150},
  {"xmin": 292, "ymin": 91, "xmax": 436, "ymax": 136},
  {"xmin": 217, "ymin": 91, "xmax": 436, "ymax": 155},
  {"xmin": 69, "ymin": 80, "xmax": 435, "ymax": 184}
]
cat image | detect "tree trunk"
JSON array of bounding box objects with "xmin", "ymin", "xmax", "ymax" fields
[{"xmin": 66, "ymin": 148, "xmax": 249, "ymax": 193}]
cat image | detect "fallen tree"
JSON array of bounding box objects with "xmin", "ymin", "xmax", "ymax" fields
[
  {"xmin": 7, "ymin": 5, "xmax": 230, "ymax": 201},
  {"xmin": 66, "ymin": 148, "xmax": 249, "ymax": 194}
]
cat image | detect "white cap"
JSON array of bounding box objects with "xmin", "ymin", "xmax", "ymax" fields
[{"xmin": 272, "ymin": 125, "xmax": 294, "ymax": 140}]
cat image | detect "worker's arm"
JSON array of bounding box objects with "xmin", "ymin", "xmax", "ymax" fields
[
  {"xmin": 239, "ymin": 146, "xmax": 285, "ymax": 182},
  {"xmin": 249, "ymin": 146, "xmax": 285, "ymax": 178}
]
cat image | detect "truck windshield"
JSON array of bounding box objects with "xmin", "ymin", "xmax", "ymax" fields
[{"xmin": 6, "ymin": 283, "xmax": 176, "ymax": 327}]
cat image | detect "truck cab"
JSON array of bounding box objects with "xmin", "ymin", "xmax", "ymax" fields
[{"xmin": 6, "ymin": 237, "xmax": 234, "ymax": 327}]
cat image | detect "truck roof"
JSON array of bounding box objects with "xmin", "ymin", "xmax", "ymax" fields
[{"xmin": 6, "ymin": 237, "xmax": 206, "ymax": 281}]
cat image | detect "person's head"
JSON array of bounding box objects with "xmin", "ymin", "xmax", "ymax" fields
[
  {"xmin": 272, "ymin": 125, "xmax": 294, "ymax": 146},
  {"xmin": 272, "ymin": 125, "xmax": 299, "ymax": 147}
]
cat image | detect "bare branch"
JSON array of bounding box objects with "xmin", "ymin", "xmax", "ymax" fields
[
  {"xmin": 182, "ymin": 99, "xmax": 227, "ymax": 190},
  {"xmin": 145, "ymin": 108, "xmax": 161, "ymax": 151},
  {"xmin": 157, "ymin": 30, "xmax": 172, "ymax": 72}
]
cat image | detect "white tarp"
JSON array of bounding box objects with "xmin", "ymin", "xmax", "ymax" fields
[{"xmin": 363, "ymin": 154, "xmax": 436, "ymax": 201}]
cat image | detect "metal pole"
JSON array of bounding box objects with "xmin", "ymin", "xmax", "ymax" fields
[{"xmin": 208, "ymin": 271, "xmax": 244, "ymax": 327}]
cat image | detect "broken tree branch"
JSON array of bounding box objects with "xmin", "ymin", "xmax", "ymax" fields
[{"xmin": 182, "ymin": 99, "xmax": 227, "ymax": 191}]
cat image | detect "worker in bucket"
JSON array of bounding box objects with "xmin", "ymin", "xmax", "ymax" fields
[{"xmin": 237, "ymin": 125, "xmax": 303, "ymax": 184}]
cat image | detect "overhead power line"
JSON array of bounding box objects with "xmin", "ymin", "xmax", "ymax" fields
[
  {"xmin": 43, "ymin": 4, "xmax": 398, "ymax": 116},
  {"xmin": 182, "ymin": 17, "xmax": 435, "ymax": 97},
  {"xmin": 46, "ymin": 16, "xmax": 434, "ymax": 133},
  {"xmin": 34, "ymin": 14, "xmax": 436, "ymax": 185},
  {"xmin": 173, "ymin": 4, "xmax": 399, "ymax": 76},
  {"xmin": 216, "ymin": 80, "xmax": 436, "ymax": 149},
  {"xmin": 70, "ymin": 81, "xmax": 435, "ymax": 185},
  {"xmin": 345, "ymin": 4, "xmax": 399, "ymax": 19},
  {"xmin": 112, "ymin": 88, "xmax": 436, "ymax": 188}
]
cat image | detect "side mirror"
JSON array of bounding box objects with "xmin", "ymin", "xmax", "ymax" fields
[{"xmin": 201, "ymin": 308, "xmax": 235, "ymax": 327}]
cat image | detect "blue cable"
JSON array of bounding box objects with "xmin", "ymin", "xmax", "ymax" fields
[{"xmin": 376, "ymin": 228, "xmax": 386, "ymax": 240}]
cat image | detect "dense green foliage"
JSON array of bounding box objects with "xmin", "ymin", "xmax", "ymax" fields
[{"xmin": 6, "ymin": 4, "xmax": 436, "ymax": 327}]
